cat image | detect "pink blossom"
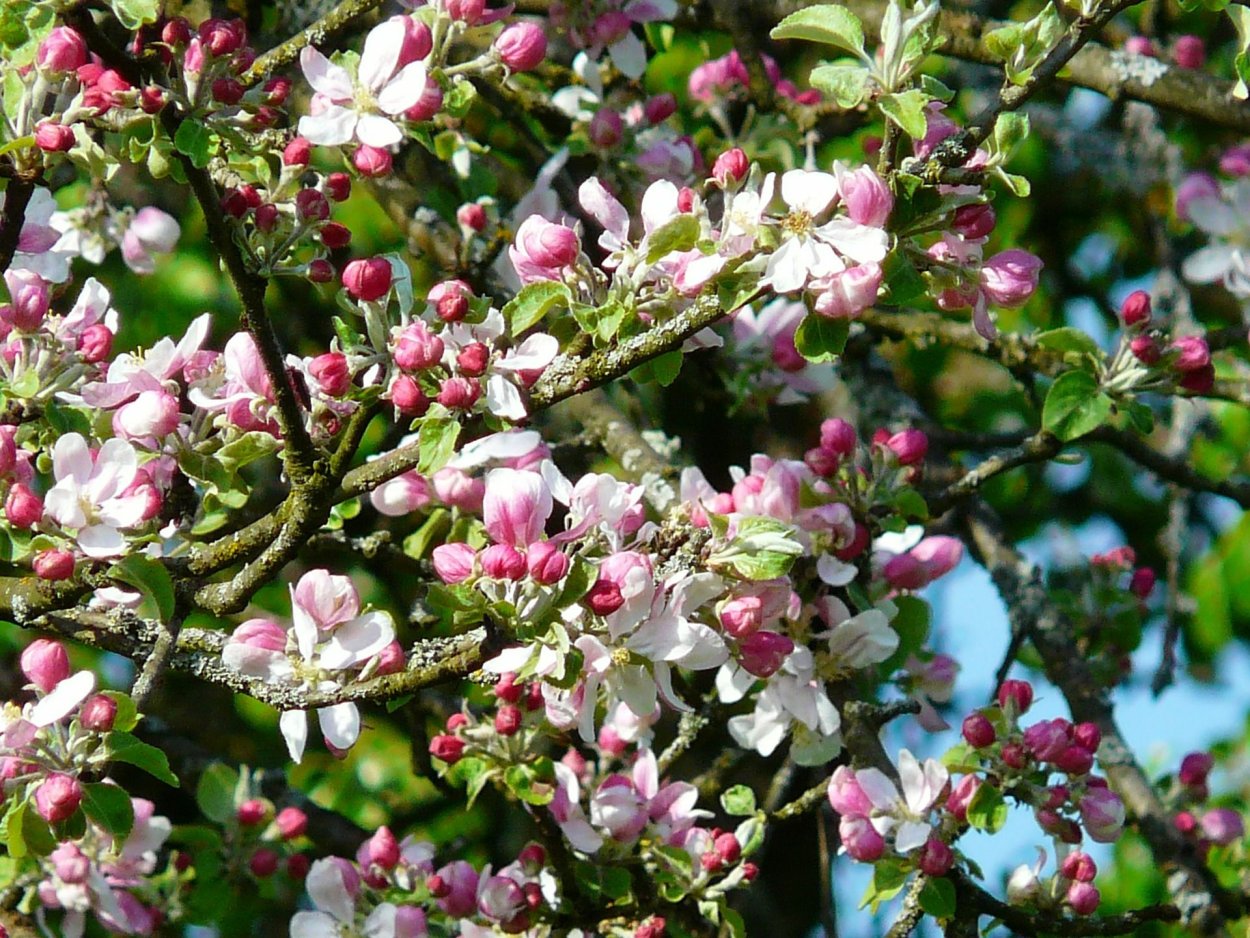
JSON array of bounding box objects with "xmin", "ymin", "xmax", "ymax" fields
[
  {"xmin": 120, "ymin": 207, "xmax": 180, "ymax": 274},
  {"xmin": 43, "ymin": 435, "xmax": 151, "ymax": 557},
  {"xmin": 980, "ymin": 250, "xmax": 1043, "ymax": 307},
  {"xmin": 494, "ymin": 22, "xmax": 547, "ymax": 72},
  {"xmin": 508, "ymin": 215, "xmax": 580, "ymax": 283},
  {"xmin": 483, "ymin": 468, "xmax": 552, "ymax": 547},
  {"xmin": 20, "ymin": 639, "xmax": 70, "ymax": 692}
]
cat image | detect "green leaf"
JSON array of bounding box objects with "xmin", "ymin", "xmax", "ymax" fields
[
  {"xmin": 503, "ymin": 759, "xmax": 555, "ymax": 806},
  {"xmin": 878, "ymin": 89, "xmax": 929, "ymax": 138},
  {"xmin": 501, "ymin": 282, "xmax": 571, "ymax": 336},
  {"xmin": 720, "ymin": 785, "xmax": 757, "ymax": 816},
  {"xmin": 417, "ymin": 413, "xmax": 461, "ymax": 474},
  {"xmin": 771, "ymin": 5, "xmax": 866, "ymax": 57},
  {"xmin": 645, "ymin": 214, "xmax": 700, "ymax": 263},
  {"xmin": 630, "ymin": 350, "xmax": 683, "ymax": 387},
  {"xmin": 81, "ymin": 782, "xmax": 135, "ymax": 841},
  {"xmin": 1042, "ymin": 371, "xmax": 1113, "ymax": 441},
  {"xmin": 173, "ymin": 120, "xmax": 217, "ymax": 169},
  {"xmin": 919, "ymin": 877, "xmax": 957, "ymax": 919},
  {"xmin": 110, "ymin": 0, "xmax": 159, "ymax": 28},
  {"xmin": 794, "ymin": 314, "xmax": 850, "ymax": 363},
  {"xmin": 1035, "ymin": 327, "xmax": 1102, "ymax": 358},
  {"xmin": 809, "ymin": 63, "xmax": 872, "ymax": 108},
  {"xmin": 991, "ymin": 112, "xmax": 1031, "ymax": 159},
  {"xmin": 108, "ymin": 555, "xmax": 176, "ymax": 622},
  {"xmin": 966, "ymin": 782, "xmax": 1008, "ymax": 833},
  {"xmin": 195, "ymin": 763, "xmax": 240, "ymax": 824},
  {"xmin": 104, "ymin": 732, "xmax": 179, "ymax": 786}
]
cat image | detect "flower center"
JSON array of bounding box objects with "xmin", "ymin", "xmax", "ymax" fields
[{"xmin": 783, "ymin": 210, "xmax": 814, "ymax": 238}]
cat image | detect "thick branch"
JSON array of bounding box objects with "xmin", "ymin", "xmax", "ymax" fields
[
  {"xmin": 242, "ymin": 0, "xmax": 389, "ymax": 88},
  {"xmin": 0, "ymin": 178, "xmax": 36, "ymax": 277}
]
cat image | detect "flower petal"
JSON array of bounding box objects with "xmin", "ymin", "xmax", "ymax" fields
[{"xmin": 29, "ymin": 670, "xmax": 95, "ymax": 726}]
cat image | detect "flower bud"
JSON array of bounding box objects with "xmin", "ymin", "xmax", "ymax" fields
[
  {"xmin": 961, "ymin": 713, "xmax": 996, "ymax": 748},
  {"xmin": 827, "ymin": 765, "xmax": 873, "ymax": 817},
  {"xmin": 819, "ymin": 418, "xmax": 857, "ymax": 459},
  {"xmin": 318, "ymin": 222, "xmax": 351, "ymax": 250},
  {"xmin": 1130, "ymin": 334, "xmax": 1161, "ymax": 364},
  {"xmin": 997, "ymin": 679, "xmax": 1034, "ymax": 715},
  {"xmin": 324, "ymin": 172, "xmax": 352, "ymax": 202},
  {"xmin": 1171, "ymin": 336, "xmax": 1210, "ymax": 373},
  {"xmin": 21, "ymin": 639, "xmax": 70, "ymax": 692},
  {"xmin": 495, "ymin": 703, "xmax": 523, "ymax": 736},
  {"xmin": 115, "ymin": 390, "xmax": 180, "ymax": 439},
  {"xmin": 1061, "ymin": 851, "xmax": 1097, "ymax": 883},
  {"xmin": 1173, "ymin": 35, "xmax": 1205, "ymax": 69},
  {"xmin": 310, "ymin": 352, "xmax": 351, "ymax": 397},
  {"xmin": 405, "ymin": 77, "xmax": 444, "ymax": 122},
  {"xmin": 481, "ymin": 543, "xmax": 526, "ymax": 580},
  {"xmin": 436, "ymin": 291, "xmax": 469, "ymax": 323},
  {"xmin": 526, "ymin": 541, "xmax": 569, "ymax": 584},
  {"xmin": 1178, "ymin": 363, "xmax": 1215, "ymax": 394},
  {"xmin": 1120, "ymin": 290, "xmax": 1151, "ymax": 327},
  {"xmin": 945, "ymin": 774, "xmax": 981, "ymax": 822},
  {"xmin": 249, "ymin": 848, "xmax": 280, "ymax": 878},
  {"xmin": 353, "ymin": 144, "xmax": 393, "ymax": 177},
  {"xmin": 839, "ymin": 814, "xmax": 885, "ymax": 861},
  {"xmin": 645, "ymin": 93, "xmax": 677, "ymax": 124},
  {"xmin": 1073, "ymin": 722, "xmax": 1102, "ymax": 752},
  {"xmin": 738, "ymin": 631, "xmax": 794, "ymax": 678},
  {"xmin": 951, "ymin": 203, "xmax": 996, "ymax": 240},
  {"xmin": 456, "ymin": 342, "xmax": 490, "ymax": 378},
  {"xmin": 37, "ymin": 27, "xmax": 88, "ymax": 72},
  {"xmin": 1179, "ymin": 752, "xmax": 1214, "ymax": 788},
  {"xmin": 80, "ymin": 694, "xmax": 118, "ymax": 731},
  {"xmin": 1128, "ymin": 567, "xmax": 1155, "ymax": 599},
  {"xmin": 1201, "ymin": 807, "xmax": 1244, "ymax": 845},
  {"xmin": 1023, "ymin": 718, "xmax": 1073, "ymax": 762},
  {"xmin": 364, "ymin": 826, "xmax": 401, "ymax": 869},
  {"xmin": 712, "ymin": 148, "xmax": 749, "ymax": 186},
  {"xmin": 432, "ymin": 543, "xmax": 477, "ymax": 584},
  {"xmin": 307, "ymin": 259, "xmax": 335, "ymax": 283},
  {"xmin": 51, "ymin": 843, "xmax": 90, "ymax": 884},
  {"xmin": 495, "ymin": 22, "xmax": 547, "ymax": 72},
  {"xmin": 1067, "ymin": 881, "xmax": 1100, "ymax": 916},
  {"xmin": 812, "ymin": 263, "xmax": 882, "ymax": 319},
  {"xmin": 1054, "ymin": 745, "xmax": 1094, "ymax": 776},
  {"xmin": 509, "ymin": 216, "xmax": 580, "ymax": 283},
  {"xmin": 429, "ymin": 734, "xmax": 466, "ymax": 764},
  {"xmin": 4, "ymin": 271, "xmax": 49, "ymax": 331},
  {"xmin": 918, "ymin": 837, "xmax": 954, "ymax": 876},
  {"xmin": 458, "ymin": 203, "xmax": 487, "ymax": 232},
  {"xmin": 35, "ymin": 122, "xmax": 75, "ymax": 153},
  {"xmin": 394, "ymin": 325, "xmax": 444, "ymax": 374},
  {"xmin": 287, "ymin": 853, "xmax": 311, "ymax": 879},
  {"xmin": 237, "ymin": 799, "xmax": 268, "ymax": 826},
  {"xmin": 586, "ymin": 580, "xmax": 625, "ymax": 616},
  {"xmin": 437, "ymin": 376, "xmax": 481, "ymax": 410},
  {"xmin": 283, "ymin": 137, "xmax": 311, "ymax": 166},
  {"xmin": 342, "ymin": 258, "xmax": 393, "ymax": 301},
  {"xmin": 883, "ymin": 428, "xmax": 927, "ymax": 465},
  {"xmin": 33, "ymin": 549, "xmax": 74, "ymax": 581},
  {"xmin": 589, "ymin": 108, "xmax": 624, "ymax": 148},
  {"xmin": 677, "ymin": 187, "xmax": 696, "ymax": 213},
  {"xmin": 719, "ymin": 595, "xmax": 764, "ymax": 639},
  {"xmin": 212, "ymin": 77, "xmax": 244, "ymax": 104},
  {"xmin": 1080, "ymin": 787, "xmax": 1126, "ymax": 843},
  {"xmin": 275, "ymin": 806, "xmax": 308, "ymax": 839},
  {"xmin": 980, "ymin": 250, "xmax": 1043, "ymax": 308},
  {"xmin": 34, "ymin": 773, "xmax": 83, "ymax": 823},
  {"xmin": 76, "ymin": 323, "xmax": 113, "ymax": 363},
  {"xmin": 839, "ymin": 166, "xmax": 893, "ymax": 228}
]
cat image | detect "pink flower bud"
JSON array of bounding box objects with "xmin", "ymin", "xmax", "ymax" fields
[
  {"xmin": 1171, "ymin": 336, "xmax": 1210, "ymax": 372},
  {"xmin": 456, "ymin": 342, "xmax": 490, "ymax": 377},
  {"xmin": 7, "ymin": 484, "xmax": 44, "ymax": 529},
  {"xmin": 677, "ymin": 187, "xmax": 696, "ymax": 212},
  {"xmin": 1062, "ymin": 851, "xmax": 1098, "ymax": 883},
  {"xmin": 405, "ymin": 77, "xmax": 444, "ymax": 121},
  {"xmin": 211, "ymin": 77, "xmax": 244, "ymax": 104},
  {"xmin": 1072, "ymin": 722, "xmax": 1101, "ymax": 752},
  {"xmin": 1023, "ymin": 718, "xmax": 1073, "ymax": 762},
  {"xmin": 812, "ymin": 263, "xmax": 882, "ymax": 319},
  {"xmin": 458, "ymin": 203, "xmax": 487, "ymax": 232},
  {"xmin": 35, "ymin": 773, "xmax": 83, "ymax": 823},
  {"xmin": 738, "ymin": 631, "xmax": 794, "ymax": 678},
  {"xmin": 322, "ymin": 173, "xmax": 351, "ymax": 203},
  {"xmin": 586, "ymin": 580, "xmax": 625, "ymax": 615},
  {"xmin": 981, "ymin": 250, "xmax": 1043, "ymax": 307},
  {"xmin": 393, "ymin": 322, "xmax": 445, "ymax": 371},
  {"xmin": 272, "ymin": 806, "xmax": 307, "ymax": 840},
  {"xmin": 78, "ymin": 323, "xmax": 114, "ymax": 363},
  {"xmin": 883, "ymin": 428, "xmax": 928, "ymax": 465},
  {"xmin": 1201, "ymin": 807, "xmax": 1244, "ymax": 845},
  {"xmin": 645, "ymin": 93, "xmax": 677, "ymax": 124},
  {"xmin": 918, "ymin": 837, "xmax": 954, "ymax": 876},
  {"xmin": 1129, "ymin": 567, "xmax": 1156, "ymax": 599},
  {"xmin": 318, "ymin": 222, "xmax": 351, "ymax": 249},
  {"xmin": 429, "ymin": 734, "xmax": 466, "ymax": 765},
  {"xmin": 481, "ymin": 543, "xmax": 526, "ymax": 580},
  {"xmin": 287, "ymin": 854, "xmax": 311, "ymax": 879},
  {"xmin": 432, "ymin": 543, "xmax": 477, "ymax": 583},
  {"xmin": 237, "ymin": 799, "xmax": 268, "ymax": 826},
  {"xmin": 1120, "ymin": 290, "xmax": 1151, "ymax": 327},
  {"xmin": 1067, "ymin": 881, "xmax": 1100, "ymax": 916},
  {"xmin": 353, "ymin": 144, "xmax": 393, "ymax": 177},
  {"xmin": 37, "ymin": 27, "xmax": 88, "ymax": 72},
  {"xmin": 962, "ymin": 713, "xmax": 996, "ymax": 748},
  {"xmin": 433, "ymin": 467, "xmax": 483, "ymax": 511},
  {"xmin": 1130, "ymin": 334, "xmax": 1161, "ymax": 364},
  {"xmin": 495, "ymin": 22, "xmax": 547, "ymax": 72},
  {"xmin": 295, "ymin": 189, "xmax": 329, "ymax": 223},
  {"xmin": 827, "ymin": 765, "xmax": 873, "ymax": 817},
  {"xmin": 840, "ymin": 814, "xmax": 885, "ymax": 861},
  {"xmin": 115, "ymin": 390, "xmax": 181, "ymax": 439},
  {"xmin": 1179, "ymin": 363, "xmax": 1215, "ymax": 394},
  {"xmin": 951, "ymin": 203, "xmax": 996, "ymax": 240},
  {"xmin": 839, "ymin": 166, "xmax": 893, "ymax": 228},
  {"xmin": 526, "ymin": 541, "xmax": 569, "ymax": 584},
  {"xmin": 509, "ymin": 216, "xmax": 580, "ymax": 284},
  {"xmin": 997, "ymin": 679, "xmax": 1034, "ymax": 714},
  {"xmin": 589, "ymin": 108, "xmax": 624, "ymax": 148},
  {"xmin": 375, "ymin": 640, "xmax": 405, "ymax": 675},
  {"xmin": 342, "ymin": 258, "xmax": 393, "ymax": 301},
  {"xmin": 198, "ymin": 17, "xmax": 245, "ymax": 57},
  {"xmin": 1173, "ymin": 35, "xmax": 1205, "ymax": 69},
  {"xmin": 714, "ymin": 832, "xmax": 741, "ymax": 864},
  {"xmin": 719, "ymin": 595, "xmax": 764, "ymax": 639},
  {"xmin": 1080, "ymin": 787, "xmax": 1125, "ymax": 843},
  {"xmin": 1055, "ymin": 745, "xmax": 1094, "ymax": 776},
  {"xmin": 310, "ymin": 352, "xmax": 351, "ymax": 397},
  {"xmin": 35, "ymin": 122, "xmax": 75, "ymax": 153},
  {"xmin": 21, "ymin": 639, "xmax": 70, "ymax": 692},
  {"xmin": 712, "ymin": 148, "xmax": 749, "ymax": 186},
  {"xmin": 363, "ymin": 826, "xmax": 401, "ymax": 869},
  {"xmin": 1124, "ymin": 35, "xmax": 1157, "ymax": 56},
  {"xmin": 946, "ymin": 775, "xmax": 981, "ymax": 822},
  {"xmin": 249, "ymin": 848, "xmax": 280, "ymax": 877},
  {"xmin": 33, "ymin": 549, "xmax": 74, "ymax": 581},
  {"xmin": 436, "ymin": 376, "xmax": 481, "ymax": 410},
  {"xmin": 635, "ymin": 918, "xmax": 666, "ymax": 938},
  {"xmin": 51, "ymin": 843, "xmax": 90, "ymax": 884},
  {"xmin": 4, "ymin": 270, "xmax": 49, "ymax": 331},
  {"xmin": 1180, "ymin": 752, "xmax": 1214, "ymax": 787},
  {"xmin": 819, "ymin": 418, "xmax": 857, "ymax": 459},
  {"xmin": 80, "ymin": 693, "xmax": 117, "ymax": 731},
  {"xmin": 283, "ymin": 137, "xmax": 311, "ymax": 166},
  {"xmin": 495, "ymin": 703, "xmax": 523, "ymax": 736}
]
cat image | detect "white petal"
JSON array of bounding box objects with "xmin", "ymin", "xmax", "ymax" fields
[
  {"xmin": 894, "ymin": 819, "xmax": 932, "ymax": 854},
  {"xmin": 855, "ymin": 767, "xmax": 900, "ymax": 811},
  {"xmin": 377, "ymin": 62, "xmax": 427, "ymax": 115},
  {"xmin": 781, "ymin": 170, "xmax": 838, "ymax": 214},
  {"xmin": 76, "ymin": 525, "xmax": 127, "ymax": 559},
  {"xmin": 298, "ymin": 108, "xmax": 358, "ymax": 146},
  {"xmin": 318, "ymin": 702, "xmax": 361, "ymax": 750},
  {"xmin": 609, "ymin": 32, "xmax": 647, "ymax": 79},
  {"xmin": 1183, "ymin": 244, "xmax": 1238, "ymax": 284},
  {"xmin": 30, "ymin": 671, "xmax": 95, "ymax": 726},
  {"xmin": 359, "ymin": 18, "xmax": 406, "ymax": 92},
  {"xmin": 306, "ymin": 857, "xmax": 356, "ymax": 922},
  {"xmin": 290, "ymin": 911, "xmax": 343, "ymax": 938},
  {"xmin": 279, "ymin": 710, "xmax": 309, "ymax": 763},
  {"xmin": 363, "ymin": 902, "xmax": 397, "ymax": 938},
  {"xmin": 485, "ymin": 374, "xmax": 527, "ymax": 421},
  {"xmin": 318, "ymin": 612, "xmax": 395, "ymax": 670},
  {"xmin": 356, "ymin": 114, "xmax": 403, "ymax": 148},
  {"xmin": 299, "ymin": 46, "xmax": 353, "ymax": 100}
]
